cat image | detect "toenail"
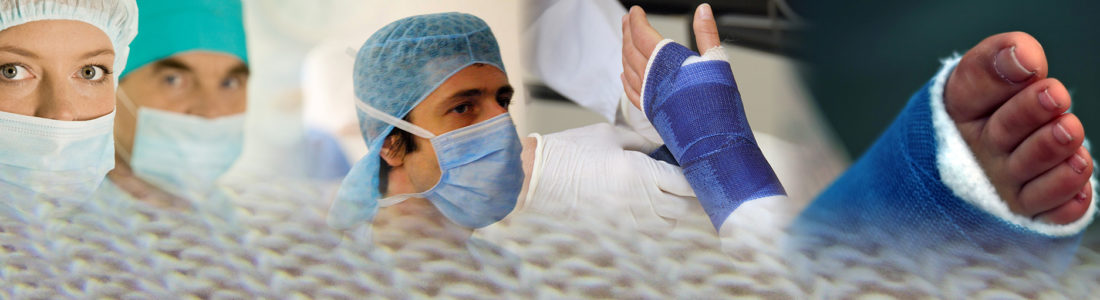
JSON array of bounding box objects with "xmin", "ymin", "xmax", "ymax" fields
[
  {"xmin": 1054, "ymin": 123, "xmax": 1074, "ymax": 144},
  {"xmin": 1039, "ymin": 89, "xmax": 1061, "ymax": 111},
  {"xmin": 994, "ymin": 46, "xmax": 1035, "ymax": 83},
  {"xmin": 1069, "ymin": 154, "xmax": 1088, "ymax": 174}
]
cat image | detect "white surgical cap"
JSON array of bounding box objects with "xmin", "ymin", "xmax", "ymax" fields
[{"xmin": 0, "ymin": 0, "xmax": 139, "ymax": 84}]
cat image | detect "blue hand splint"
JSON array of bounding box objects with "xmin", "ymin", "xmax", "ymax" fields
[
  {"xmin": 792, "ymin": 72, "xmax": 1083, "ymax": 273},
  {"xmin": 641, "ymin": 42, "xmax": 786, "ymax": 230},
  {"xmin": 649, "ymin": 145, "xmax": 679, "ymax": 166}
]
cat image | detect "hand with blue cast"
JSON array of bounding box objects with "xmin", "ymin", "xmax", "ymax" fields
[{"xmin": 619, "ymin": 4, "xmax": 787, "ymax": 232}]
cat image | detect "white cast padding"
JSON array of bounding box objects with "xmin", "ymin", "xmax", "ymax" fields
[{"xmin": 932, "ymin": 55, "xmax": 1097, "ymax": 237}]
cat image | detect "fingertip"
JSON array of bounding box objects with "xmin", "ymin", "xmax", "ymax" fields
[{"xmin": 696, "ymin": 3, "xmax": 714, "ymax": 20}]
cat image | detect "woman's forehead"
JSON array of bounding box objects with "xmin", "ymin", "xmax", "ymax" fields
[{"xmin": 0, "ymin": 20, "xmax": 113, "ymax": 61}]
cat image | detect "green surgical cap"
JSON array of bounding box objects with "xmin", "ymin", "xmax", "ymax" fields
[{"xmin": 122, "ymin": 0, "xmax": 248, "ymax": 79}]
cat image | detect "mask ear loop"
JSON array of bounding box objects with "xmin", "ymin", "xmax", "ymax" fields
[
  {"xmin": 353, "ymin": 98, "xmax": 437, "ymax": 139},
  {"xmin": 378, "ymin": 193, "xmax": 420, "ymax": 207},
  {"xmin": 348, "ymin": 45, "xmax": 438, "ymax": 208},
  {"xmin": 114, "ymin": 89, "xmax": 141, "ymax": 165},
  {"xmin": 353, "ymin": 96, "xmax": 440, "ymax": 207}
]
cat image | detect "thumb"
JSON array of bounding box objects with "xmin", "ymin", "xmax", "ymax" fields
[
  {"xmin": 645, "ymin": 157, "xmax": 700, "ymax": 221},
  {"xmin": 692, "ymin": 3, "xmax": 722, "ymax": 52},
  {"xmin": 649, "ymin": 159, "xmax": 696, "ymax": 197}
]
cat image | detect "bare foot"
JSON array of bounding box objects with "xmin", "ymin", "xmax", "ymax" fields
[{"xmin": 946, "ymin": 32, "xmax": 1092, "ymax": 224}]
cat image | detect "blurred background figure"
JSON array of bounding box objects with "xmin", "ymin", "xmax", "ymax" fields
[
  {"xmin": 107, "ymin": 0, "xmax": 251, "ymax": 208},
  {"xmin": 301, "ymin": 41, "xmax": 363, "ymax": 169},
  {"xmin": 107, "ymin": 0, "xmax": 355, "ymax": 210}
]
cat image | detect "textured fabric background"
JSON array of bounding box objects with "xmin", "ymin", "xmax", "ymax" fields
[{"xmin": 3, "ymin": 173, "xmax": 1098, "ymax": 298}]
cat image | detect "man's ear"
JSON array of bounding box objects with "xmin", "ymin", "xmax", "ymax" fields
[{"xmin": 380, "ymin": 135, "xmax": 405, "ymax": 167}]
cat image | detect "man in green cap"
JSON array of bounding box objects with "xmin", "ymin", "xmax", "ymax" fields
[{"xmin": 106, "ymin": 0, "xmax": 251, "ymax": 207}]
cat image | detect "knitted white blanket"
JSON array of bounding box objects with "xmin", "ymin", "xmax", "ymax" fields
[{"xmin": 2, "ymin": 179, "xmax": 1099, "ymax": 299}]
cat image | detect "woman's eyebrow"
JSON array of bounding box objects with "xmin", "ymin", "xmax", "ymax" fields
[
  {"xmin": 0, "ymin": 46, "xmax": 38, "ymax": 59},
  {"xmin": 80, "ymin": 48, "xmax": 114, "ymax": 60}
]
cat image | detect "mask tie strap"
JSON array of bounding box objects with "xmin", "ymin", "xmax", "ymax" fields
[
  {"xmin": 378, "ymin": 193, "xmax": 418, "ymax": 207},
  {"xmin": 114, "ymin": 89, "xmax": 141, "ymax": 164},
  {"xmin": 354, "ymin": 99, "xmax": 437, "ymax": 139}
]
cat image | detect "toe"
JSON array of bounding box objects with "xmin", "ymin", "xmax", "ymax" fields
[
  {"xmin": 1016, "ymin": 147, "xmax": 1093, "ymax": 217},
  {"xmin": 983, "ymin": 78, "xmax": 1071, "ymax": 152},
  {"xmin": 1004, "ymin": 114, "xmax": 1085, "ymax": 183},
  {"xmin": 1034, "ymin": 182, "xmax": 1093, "ymax": 225},
  {"xmin": 945, "ymin": 32, "xmax": 1047, "ymax": 123}
]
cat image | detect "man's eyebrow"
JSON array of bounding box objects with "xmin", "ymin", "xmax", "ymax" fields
[
  {"xmin": 0, "ymin": 46, "xmax": 39, "ymax": 59},
  {"xmin": 448, "ymin": 88, "xmax": 483, "ymax": 100},
  {"xmin": 496, "ymin": 85, "xmax": 514, "ymax": 96},
  {"xmin": 226, "ymin": 62, "xmax": 249, "ymax": 77},
  {"xmin": 152, "ymin": 58, "xmax": 191, "ymax": 73},
  {"xmin": 80, "ymin": 48, "xmax": 114, "ymax": 60}
]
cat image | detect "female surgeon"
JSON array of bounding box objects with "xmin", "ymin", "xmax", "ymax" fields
[{"xmin": 0, "ymin": 0, "xmax": 138, "ymax": 215}]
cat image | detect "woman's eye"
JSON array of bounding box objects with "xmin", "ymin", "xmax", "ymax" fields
[
  {"xmin": 0, "ymin": 64, "xmax": 31, "ymax": 80},
  {"xmin": 78, "ymin": 65, "xmax": 106, "ymax": 81}
]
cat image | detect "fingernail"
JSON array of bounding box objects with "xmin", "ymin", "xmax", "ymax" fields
[
  {"xmin": 1069, "ymin": 154, "xmax": 1088, "ymax": 174},
  {"xmin": 698, "ymin": 3, "xmax": 714, "ymax": 20},
  {"xmin": 1053, "ymin": 123, "xmax": 1074, "ymax": 144},
  {"xmin": 1038, "ymin": 88, "xmax": 1061, "ymax": 111},
  {"xmin": 994, "ymin": 46, "xmax": 1035, "ymax": 83}
]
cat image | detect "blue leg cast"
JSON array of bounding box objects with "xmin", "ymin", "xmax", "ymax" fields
[{"xmin": 792, "ymin": 58, "xmax": 1091, "ymax": 274}]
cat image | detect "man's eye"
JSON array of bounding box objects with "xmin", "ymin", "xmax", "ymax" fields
[
  {"xmin": 497, "ymin": 95, "xmax": 512, "ymax": 109},
  {"xmin": 78, "ymin": 65, "xmax": 107, "ymax": 81},
  {"xmin": 0, "ymin": 64, "xmax": 31, "ymax": 80},
  {"xmin": 163, "ymin": 74, "xmax": 183, "ymax": 86},
  {"xmin": 452, "ymin": 103, "xmax": 472, "ymax": 114},
  {"xmin": 222, "ymin": 77, "xmax": 241, "ymax": 89}
]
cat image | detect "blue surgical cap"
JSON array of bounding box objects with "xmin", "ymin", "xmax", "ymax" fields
[
  {"xmin": 0, "ymin": 0, "xmax": 139, "ymax": 84},
  {"xmin": 121, "ymin": 0, "xmax": 248, "ymax": 79},
  {"xmin": 328, "ymin": 12, "xmax": 506, "ymax": 230}
]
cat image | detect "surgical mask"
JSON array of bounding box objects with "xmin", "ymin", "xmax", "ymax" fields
[
  {"xmin": 117, "ymin": 91, "xmax": 244, "ymax": 199},
  {"xmin": 0, "ymin": 110, "xmax": 115, "ymax": 206},
  {"xmin": 357, "ymin": 101, "xmax": 523, "ymax": 228}
]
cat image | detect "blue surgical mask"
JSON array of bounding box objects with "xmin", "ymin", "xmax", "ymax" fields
[
  {"xmin": 356, "ymin": 101, "xmax": 523, "ymax": 228},
  {"xmin": 118, "ymin": 91, "xmax": 244, "ymax": 199},
  {"xmin": 0, "ymin": 110, "xmax": 115, "ymax": 207}
]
